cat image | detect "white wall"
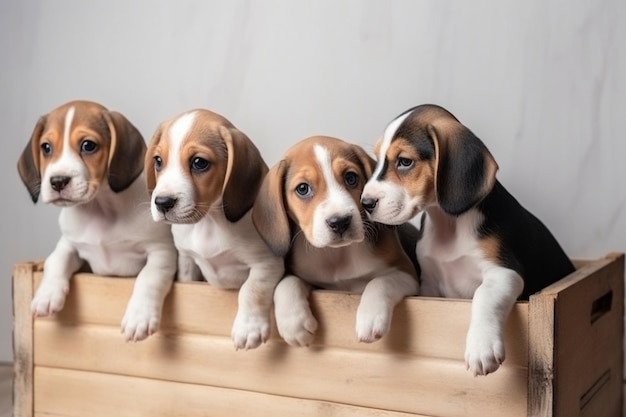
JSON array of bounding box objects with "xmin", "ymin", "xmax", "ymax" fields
[{"xmin": 1, "ymin": 0, "xmax": 624, "ymax": 362}]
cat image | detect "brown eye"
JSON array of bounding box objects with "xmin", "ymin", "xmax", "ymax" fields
[
  {"xmin": 80, "ymin": 139, "xmax": 98, "ymax": 154},
  {"xmin": 295, "ymin": 183, "xmax": 312, "ymax": 197},
  {"xmin": 397, "ymin": 157, "xmax": 414, "ymax": 170},
  {"xmin": 40, "ymin": 142, "xmax": 52, "ymax": 156},
  {"xmin": 190, "ymin": 157, "xmax": 210, "ymax": 172},
  {"xmin": 344, "ymin": 172, "xmax": 358, "ymax": 188}
]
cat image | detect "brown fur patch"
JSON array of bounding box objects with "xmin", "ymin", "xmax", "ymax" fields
[
  {"xmin": 384, "ymin": 138, "xmax": 437, "ymax": 205},
  {"xmin": 479, "ymin": 235, "xmax": 501, "ymax": 264}
]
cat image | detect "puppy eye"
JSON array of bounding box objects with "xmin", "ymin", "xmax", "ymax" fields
[
  {"xmin": 80, "ymin": 139, "xmax": 98, "ymax": 154},
  {"xmin": 190, "ymin": 157, "xmax": 210, "ymax": 172},
  {"xmin": 344, "ymin": 172, "xmax": 359, "ymax": 188},
  {"xmin": 154, "ymin": 156, "xmax": 163, "ymax": 172},
  {"xmin": 397, "ymin": 157, "xmax": 414, "ymax": 170},
  {"xmin": 295, "ymin": 183, "xmax": 312, "ymax": 198},
  {"xmin": 40, "ymin": 142, "xmax": 52, "ymax": 156}
]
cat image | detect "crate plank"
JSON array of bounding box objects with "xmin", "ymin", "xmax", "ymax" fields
[
  {"xmin": 35, "ymin": 272, "xmax": 529, "ymax": 365},
  {"xmin": 12, "ymin": 263, "xmax": 36, "ymax": 417},
  {"xmin": 34, "ymin": 366, "xmax": 421, "ymax": 417},
  {"xmin": 33, "ymin": 322, "xmax": 527, "ymax": 417}
]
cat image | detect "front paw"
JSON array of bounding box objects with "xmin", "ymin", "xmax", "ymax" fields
[
  {"xmin": 231, "ymin": 313, "xmax": 271, "ymax": 350},
  {"xmin": 276, "ymin": 310, "xmax": 318, "ymax": 347},
  {"xmin": 121, "ymin": 301, "xmax": 161, "ymax": 342},
  {"xmin": 356, "ymin": 302, "xmax": 391, "ymax": 343},
  {"xmin": 31, "ymin": 283, "xmax": 69, "ymax": 317},
  {"xmin": 464, "ymin": 330, "xmax": 505, "ymax": 376}
]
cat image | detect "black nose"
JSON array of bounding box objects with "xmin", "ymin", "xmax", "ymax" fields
[
  {"xmin": 361, "ymin": 197, "xmax": 378, "ymax": 213},
  {"xmin": 155, "ymin": 196, "xmax": 177, "ymax": 213},
  {"xmin": 50, "ymin": 176, "xmax": 71, "ymax": 192},
  {"xmin": 326, "ymin": 215, "xmax": 352, "ymax": 235}
]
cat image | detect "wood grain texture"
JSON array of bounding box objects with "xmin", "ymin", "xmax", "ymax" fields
[{"xmin": 12, "ymin": 263, "xmax": 34, "ymax": 417}]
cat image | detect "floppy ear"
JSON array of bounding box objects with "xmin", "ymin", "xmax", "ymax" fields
[
  {"xmin": 102, "ymin": 111, "xmax": 147, "ymax": 193},
  {"xmin": 429, "ymin": 121, "xmax": 498, "ymax": 216},
  {"xmin": 17, "ymin": 116, "xmax": 47, "ymax": 203},
  {"xmin": 251, "ymin": 160, "xmax": 291, "ymax": 257},
  {"xmin": 219, "ymin": 126, "xmax": 269, "ymax": 222},
  {"xmin": 144, "ymin": 125, "xmax": 163, "ymax": 193},
  {"xmin": 351, "ymin": 143, "xmax": 376, "ymax": 180}
]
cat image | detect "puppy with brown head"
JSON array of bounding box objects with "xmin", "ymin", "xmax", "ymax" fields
[
  {"xmin": 17, "ymin": 100, "xmax": 178, "ymax": 342},
  {"xmin": 361, "ymin": 104, "xmax": 575, "ymax": 375},
  {"xmin": 145, "ymin": 108, "xmax": 284, "ymax": 350},
  {"xmin": 252, "ymin": 136, "xmax": 419, "ymax": 346}
]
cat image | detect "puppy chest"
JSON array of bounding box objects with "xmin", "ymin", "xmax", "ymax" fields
[{"xmin": 419, "ymin": 254, "xmax": 483, "ymax": 298}]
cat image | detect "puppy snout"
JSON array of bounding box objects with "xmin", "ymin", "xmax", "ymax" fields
[
  {"xmin": 326, "ymin": 215, "xmax": 352, "ymax": 235},
  {"xmin": 154, "ymin": 196, "xmax": 178, "ymax": 213},
  {"xmin": 361, "ymin": 197, "xmax": 378, "ymax": 213},
  {"xmin": 50, "ymin": 176, "xmax": 71, "ymax": 192}
]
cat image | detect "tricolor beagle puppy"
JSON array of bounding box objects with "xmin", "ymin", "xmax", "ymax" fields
[
  {"xmin": 145, "ymin": 108, "xmax": 284, "ymax": 350},
  {"xmin": 252, "ymin": 136, "xmax": 419, "ymax": 346},
  {"xmin": 361, "ymin": 104, "xmax": 575, "ymax": 376},
  {"xmin": 17, "ymin": 100, "xmax": 178, "ymax": 342}
]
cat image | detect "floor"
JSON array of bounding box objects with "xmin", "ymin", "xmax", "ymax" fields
[
  {"xmin": 0, "ymin": 362, "xmax": 623, "ymax": 416},
  {"xmin": 0, "ymin": 364, "xmax": 10, "ymax": 417}
]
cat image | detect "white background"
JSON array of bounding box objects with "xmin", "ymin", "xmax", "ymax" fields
[{"xmin": 0, "ymin": 0, "xmax": 624, "ymax": 362}]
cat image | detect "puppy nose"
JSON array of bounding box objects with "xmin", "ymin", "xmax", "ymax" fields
[
  {"xmin": 326, "ymin": 215, "xmax": 352, "ymax": 235},
  {"xmin": 50, "ymin": 176, "xmax": 71, "ymax": 192},
  {"xmin": 361, "ymin": 197, "xmax": 378, "ymax": 213},
  {"xmin": 155, "ymin": 196, "xmax": 177, "ymax": 213}
]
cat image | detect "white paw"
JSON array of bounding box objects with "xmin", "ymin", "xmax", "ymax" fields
[
  {"xmin": 464, "ymin": 330, "xmax": 505, "ymax": 376},
  {"xmin": 356, "ymin": 303, "xmax": 391, "ymax": 343},
  {"xmin": 31, "ymin": 282, "xmax": 69, "ymax": 317},
  {"xmin": 231, "ymin": 313, "xmax": 271, "ymax": 350},
  {"xmin": 276, "ymin": 310, "xmax": 318, "ymax": 347},
  {"xmin": 121, "ymin": 301, "xmax": 161, "ymax": 342}
]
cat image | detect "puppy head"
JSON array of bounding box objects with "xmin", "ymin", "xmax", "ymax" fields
[
  {"xmin": 145, "ymin": 109, "xmax": 268, "ymax": 224},
  {"xmin": 17, "ymin": 100, "xmax": 146, "ymax": 205},
  {"xmin": 361, "ymin": 104, "xmax": 498, "ymax": 223},
  {"xmin": 252, "ymin": 136, "xmax": 375, "ymax": 257}
]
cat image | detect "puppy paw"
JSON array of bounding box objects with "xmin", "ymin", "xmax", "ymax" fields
[
  {"xmin": 356, "ymin": 305, "xmax": 391, "ymax": 343},
  {"xmin": 121, "ymin": 302, "xmax": 161, "ymax": 342},
  {"xmin": 464, "ymin": 331, "xmax": 505, "ymax": 376},
  {"xmin": 231, "ymin": 314, "xmax": 271, "ymax": 350},
  {"xmin": 31, "ymin": 282, "xmax": 69, "ymax": 317},
  {"xmin": 276, "ymin": 311, "xmax": 318, "ymax": 347}
]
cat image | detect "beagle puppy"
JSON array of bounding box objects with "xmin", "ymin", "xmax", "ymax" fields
[
  {"xmin": 252, "ymin": 136, "xmax": 419, "ymax": 347},
  {"xmin": 361, "ymin": 104, "xmax": 575, "ymax": 376},
  {"xmin": 17, "ymin": 100, "xmax": 178, "ymax": 342},
  {"xmin": 145, "ymin": 108, "xmax": 284, "ymax": 350}
]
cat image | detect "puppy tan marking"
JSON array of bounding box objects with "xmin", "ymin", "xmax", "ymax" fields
[
  {"xmin": 17, "ymin": 100, "xmax": 177, "ymax": 342},
  {"xmin": 253, "ymin": 136, "xmax": 419, "ymax": 346},
  {"xmin": 145, "ymin": 108, "xmax": 284, "ymax": 350}
]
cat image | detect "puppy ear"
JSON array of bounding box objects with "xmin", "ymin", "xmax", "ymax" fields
[
  {"xmin": 17, "ymin": 116, "xmax": 46, "ymax": 203},
  {"xmin": 219, "ymin": 126, "xmax": 269, "ymax": 222},
  {"xmin": 351, "ymin": 143, "xmax": 376, "ymax": 179},
  {"xmin": 252, "ymin": 160, "xmax": 291, "ymax": 257},
  {"xmin": 144, "ymin": 125, "xmax": 162, "ymax": 193},
  {"xmin": 102, "ymin": 111, "xmax": 147, "ymax": 193},
  {"xmin": 429, "ymin": 121, "xmax": 498, "ymax": 216}
]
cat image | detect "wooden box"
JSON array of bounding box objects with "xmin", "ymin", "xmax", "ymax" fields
[{"xmin": 12, "ymin": 253, "xmax": 624, "ymax": 417}]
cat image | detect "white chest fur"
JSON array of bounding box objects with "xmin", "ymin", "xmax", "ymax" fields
[
  {"xmin": 172, "ymin": 212, "xmax": 264, "ymax": 289},
  {"xmin": 416, "ymin": 210, "xmax": 487, "ymax": 298}
]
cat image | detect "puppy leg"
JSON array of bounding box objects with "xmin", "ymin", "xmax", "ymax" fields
[
  {"xmin": 464, "ymin": 266, "xmax": 524, "ymax": 376},
  {"xmin": 273, "ymin": 275, "xmax": 318, "ymax": 347},
  {"xmin": 231, "ymin": 261, "xmax": 284, "ymax": 350},
  {"xmin": 31, "ymin": 236, "xmax": 83, "ymax": 316},
  {"xmin": 356, "ymin": 271, "xmax": 419, "ymax": 342},
  {"xmin": 121, "ymin": 246, "xmax": 177, "ymax": 341}
]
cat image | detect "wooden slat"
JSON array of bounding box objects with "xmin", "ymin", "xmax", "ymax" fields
[
  {"xmin": 552, "ymin": 253, "xmax": 624, "ymax": 417},
  {"xmin": 33, "ymin": 273, "xmax": 529, "ymax": 365},
  {"xmin": 34, "ymin": 366, "xmax": 421, "ymax": 417},
  {"xmin": 12, "ymin": 263, "xmax": 36, "ymax": 417},
  {"xmin": 33, "ymin": 322, "xmax": 528, "ymax": 417},
  {"xmin": 528, "ymin": 290, "xmax": 555, "ymax": 417}
]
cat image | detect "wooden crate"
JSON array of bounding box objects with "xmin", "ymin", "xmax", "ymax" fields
[{"xmin": 12, "ymin": 253, "xmax": 624, "ymax": 417}]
